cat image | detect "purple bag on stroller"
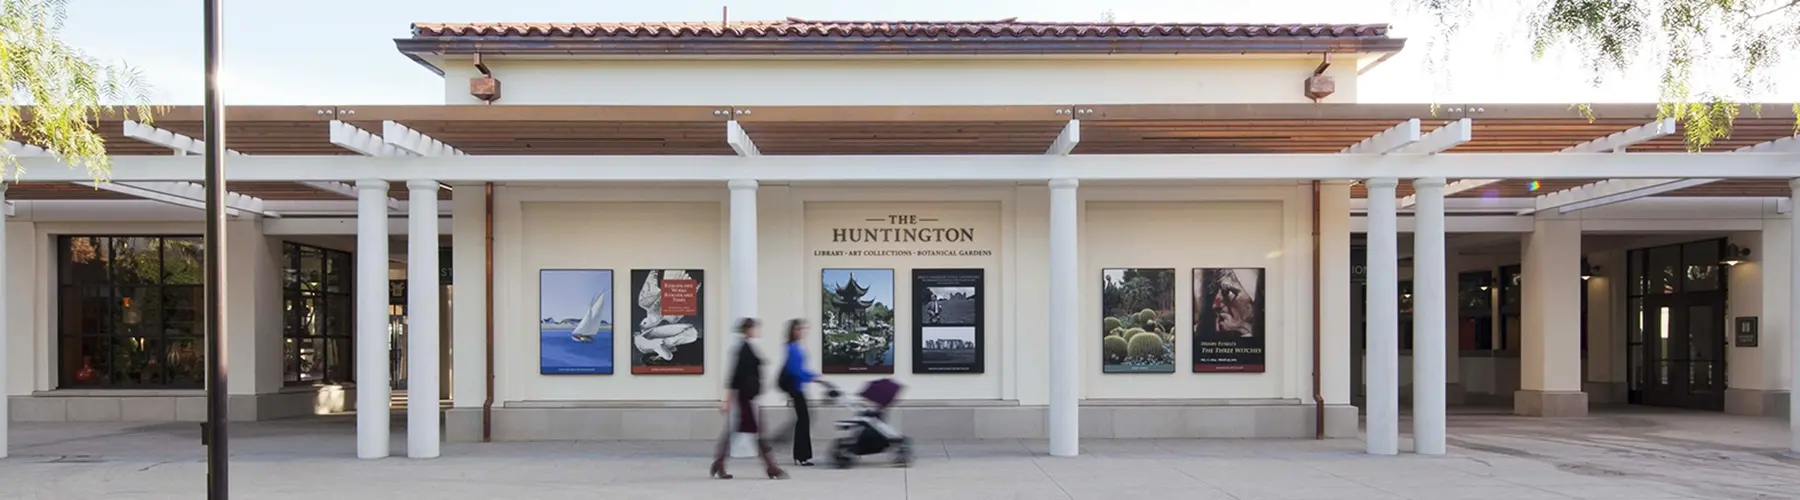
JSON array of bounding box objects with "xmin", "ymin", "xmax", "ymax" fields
[{"xmin": 860, "ymin": 378, "xmax": 904, "ymax": 410}]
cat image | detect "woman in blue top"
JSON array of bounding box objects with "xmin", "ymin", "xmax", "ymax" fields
[{"xmin": 777, "ymin": 319, "xmax": 821, "ymax": 466}]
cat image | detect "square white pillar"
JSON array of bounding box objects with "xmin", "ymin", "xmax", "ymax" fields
[
  {"xmin": 1363, "ymin": 177, "xmax": 1399, "ymax": 455},
  {"xmin": 406, "ymin": 180, "xmax": 441, "ymax": 458},
  {"xmin": 1517, "ymin": 219, "xmax": 1588, "ymax": 417},
  {"xmin": 1789, "ymin": 178, "xmax": 1800, "ymax": 454},
  {"xmin": 0, "ymin": 185, "xmax": 8, "ymax": 458},
  {"xmin": 1443, "ymin": 250, "xmax": 1463, "ymax": 404},
  {"xmin": 1047, "ymin": 179, "xmax": 1079, "ymax": 457},
  {"xmin": 1319, "ymin": 181, "xmax": 1353, "ymax": 408},
  {"xmin": 1410, "ymin": 177, "xmax": 1447, "ymax": 455}
]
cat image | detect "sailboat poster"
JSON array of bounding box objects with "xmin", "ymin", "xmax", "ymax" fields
[
  {"xmin": 539, "ymin": 269, "xmax": 615, "ymax": 375},
  {"xmin": 629, "ymin": 269, "xmax": 706, "ymax": 374}
]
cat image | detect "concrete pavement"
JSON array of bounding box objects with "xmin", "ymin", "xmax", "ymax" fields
[{"xmin": 1, "ymin": 409, "xmax": 1795, "ymax": 499}]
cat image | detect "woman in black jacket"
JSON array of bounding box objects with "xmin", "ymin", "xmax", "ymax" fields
[{"xmin": 711, "ymin": 318, "xmax": 787, "ymax": 480}]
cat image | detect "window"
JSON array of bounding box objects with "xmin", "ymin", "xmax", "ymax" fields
[
  {"xmin": 283, "ymin": 242, "xmax": 355, "ymax": 385},
  {"xmin": 1458, "ymin": 271, "xmax": 1494, "ymax": 350},
  {"xmin": 1497, "ymin": 265, "xmax": 1522, "ymax": 350},
  {"xmin": 1398, "ymin": 281, "xmax": 1414, "ymax": 350},
  {"xmin": 57, "ymin": 236, "xmax": 205, "ymax": 389}
]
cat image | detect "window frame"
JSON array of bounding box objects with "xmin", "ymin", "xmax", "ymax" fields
[
  {"xmin": 55, "ymin": 235, "xmax": 207, "ymax": 390},
  {"xmin": 282, "ymin": 241, "xmax": 357, "ymax": 386}
]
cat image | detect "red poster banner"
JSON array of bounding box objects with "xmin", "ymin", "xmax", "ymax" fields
[{"xmin": 660, "ymin": 279, "xmax": 699, "ymax": 316}]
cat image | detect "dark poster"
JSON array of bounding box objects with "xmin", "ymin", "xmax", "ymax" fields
[
  {"xmin": 1193, "ymin": 268, "xmax": 1268, "ymax": 373},
  {"xmin": 821, "ymin": 269, "xmax": 896, "ymax": 374},
  {"xmin": 628, "ymin": 269, "xmax": 705, "ymax": 374},
  {"xmin": 912, "ymin": 269, "xmax": 984, "ymax": 374}
]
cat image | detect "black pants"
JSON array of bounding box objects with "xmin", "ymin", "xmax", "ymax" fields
[{"xmin": 783, "ymin": 385, "xmax": 812, "ymax": 462}]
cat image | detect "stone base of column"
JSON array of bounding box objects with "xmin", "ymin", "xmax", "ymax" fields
[
  {"xmin": 1445, "ymin": 382, "xmax": 1466, "ymax": 406},
  {"xmin": 1513, "ymin": 390, "xmax": 1588, "ymax": 417},
  {"xmin": 1724, "ymin": 389, "xmax": 1792, "ymax": 418}
]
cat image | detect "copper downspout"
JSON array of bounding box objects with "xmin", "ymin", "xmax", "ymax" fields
[
  {"xmin": 1312, "ymin": 181, "xmax": 1325, "ymax": 440},
  {"xmin": 481, "ymin": 182, "xmax": 496, "ymax": 442}
]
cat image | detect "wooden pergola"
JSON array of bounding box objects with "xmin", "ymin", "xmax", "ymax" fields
[{"xmin": 5, "ymin": 102, "xmax": 1798, "ymax": 210}]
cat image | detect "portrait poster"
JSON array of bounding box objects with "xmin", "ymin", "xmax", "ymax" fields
[
  {"xmin": 628, "ymin": 269, "xmax": 706, "ymax": 374},
  {"xmin": 821, "ymin": 269, "xmax": 896, "ymax": 374},
  {"xmin": 1101, "ymin": 268, "xmax": 1177, "ymax": 373},
  {"xmin": 1193, "ymin": 268, "xmax": 1267, "ymax": 373},
  {"xmin": 912, "ymin": 268, "xmax": 984, "ymax": 373},
  {"xmin": 538, "ymin": 269, "xmax": 614, "ymax": 375}
]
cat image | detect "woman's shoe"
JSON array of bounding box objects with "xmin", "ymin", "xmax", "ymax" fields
[
  {"xmin": 710, "ymin": 460, "xmax": 733, "ymax": 479},
  {"xmin": 796, "ymin": 460, "xmax": 814, "ymax": 467},
  {"xmin": 766, "ymin": 466, "xmax": 789, "ymax": 480}
]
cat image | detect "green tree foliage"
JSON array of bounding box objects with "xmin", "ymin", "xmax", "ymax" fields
[
  {"xmin": 1404, "ymin": 0, "xmax": 1800, "ymax": 150},
  {"xmin": 1, "ymin": 0, "xmax": 153, "ymax": 180}
]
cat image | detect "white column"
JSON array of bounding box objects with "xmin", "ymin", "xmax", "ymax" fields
[
  {"xmin": 1517, "ymin": 219, "xmax": 1587, "ymax": 417},
  {"xmin": 1410, "ymin": 178, "xmax": 1447, "ymax": 455},
  {"xmin": 1048, "ymin": 178, "xmax": 1080, "ymax": 457},
  {"xmin": 406, "ymin": 180, "xmax": 440, "ymax": 458},
  {"xmin": 727, "ymin": 179, "xmax": 759, "ymax": 458},
  {"xmin": 1319, "ymin": 182, "xmax": 1353, "ymax": 409},
  {"xmin": 0, "ymin": 185, "xmax": 8, "ymax": 459},
  {"xmin": 1364, "ymin": 177, "xmax": 1399, "ymax": 455},
  {"xmin": 355, "ymin": 180, "xmax": 390, "ymax": 459},
  {"xmin": 1789, "ymin": 178, "xmax": 1800, "ymax": 454}
]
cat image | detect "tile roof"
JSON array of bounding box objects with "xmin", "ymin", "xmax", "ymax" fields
[{"xmin": 410, "ymin": 18, "xmax": 1392, "ymax": 39}]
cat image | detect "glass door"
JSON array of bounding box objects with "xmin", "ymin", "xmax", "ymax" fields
[{"xmin": 1627, "ymin": 239, "xmax": 1729, "ymax": 411}]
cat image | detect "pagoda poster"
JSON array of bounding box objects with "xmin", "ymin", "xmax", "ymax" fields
[
  {"xmin": 628, "ymin": 269, "xmax": 706, "ymax": 374},
  {"xmin": 821, "ymin": 268, "xmax": 896, "ymax": 374}
]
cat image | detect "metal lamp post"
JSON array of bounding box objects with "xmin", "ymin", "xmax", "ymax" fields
[{"xmin": 201, "ymin": 0, "xmax": 230, "ymax": 497}]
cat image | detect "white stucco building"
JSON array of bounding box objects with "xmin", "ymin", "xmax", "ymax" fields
[{"xmin": 3, "ymin": 18, "xmax": 1798, "ymax": 459}]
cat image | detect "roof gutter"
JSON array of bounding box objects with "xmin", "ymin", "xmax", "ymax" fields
[{"xmin": 395, "ymin": 37, "xmax": 1407, "ymax": 63}]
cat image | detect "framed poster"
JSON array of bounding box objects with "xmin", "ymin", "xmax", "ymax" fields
[
  {"xmin": 821, "ymin": 268, "xmax": 896, "ymax": 374},
  {"xmin": 538, "ymin": 269, "xmax": 615, "ymax": 375},
  {"xmin": 628, "ymin": 269, "xmax": 706, "ymax": 374},
  {"xmin": 912, "ymin": 268, "xmax": 984, "ymax": 373},
  {"xmin": 1194, "ymin": 268, "xmax": 1268, "ymax": 373},
  {"xmin": 1101, "ymin": 268, "xmax": 1177, "ymax": 373}
]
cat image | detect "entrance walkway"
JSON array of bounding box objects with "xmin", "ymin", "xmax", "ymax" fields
[{"xmin": 2, "ymin": 410, "xmax": 1794, "ymax": 499}]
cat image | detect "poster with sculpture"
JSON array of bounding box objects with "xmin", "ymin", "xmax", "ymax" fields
[
  {"xmin": 1101, "ymin": 268, "xmax": 1177, "ymax": 373},
  {"xmin": 1193, "ymin": 268, "xmax": 1267, "ymax": 373},
  {"xmin": 822, "ymin": 268, "xmax": 896, "ymax": 374},
  {"xmin": 628, "ymin": 269, "xmax": 705, "ymax": 374},
  {"xmin": 538, "ymin": 269, "xmax": 615, "ymax": 374},
  {"xmin": 912, "ymin": 268, "xmax": 983, "ymax": 373}
]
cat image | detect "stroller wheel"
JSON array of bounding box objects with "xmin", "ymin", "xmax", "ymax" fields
[
  {"xmin": 832, "ymin": 441, "xmax": 855, "ymax": 469},
  {"xmin": 892, "ymin": 438, "xmax": 912, "ymax": 468}
]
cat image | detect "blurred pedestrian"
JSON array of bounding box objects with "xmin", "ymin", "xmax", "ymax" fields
[
  {"xmin": 777, "ymin": 319, "xmax": 821, "ymax": 466},
  {"xmin": 711, "ymin": 318, "xmax": 787, "ymax": 480}
]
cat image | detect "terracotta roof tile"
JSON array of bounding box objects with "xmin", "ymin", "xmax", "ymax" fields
[{"xmin": 410, "ymin": 18, "xmax": 1392, "ymax": 39}]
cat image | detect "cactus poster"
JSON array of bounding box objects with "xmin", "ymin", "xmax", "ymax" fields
[
  {"xmin": 1194, "ymin": 268, "xmax": 1267, "ymax": 373},
  {"xmin": 913, "ymin": 268, "xmax": 984, "ymax": 373},
  {"xmin": 822, "ymin": 269, "xmax": 896, "ymax": 373},
  {"xmin": 628, "ymin": 269, "xmax": 706, "ymax": 374},
  {"xmin": 1101, "ymin": 268, "xmax": 1178, "ymax": 373},
  {"xmin": 538, "ymin": 269, "xmax": 615, "ymax": 375}
]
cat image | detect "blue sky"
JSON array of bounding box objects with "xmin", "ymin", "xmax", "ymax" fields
[
  {"xmin": 540, "ymin": 269, "xmax": 612, "ymax": 322},
  {"xmin": 60, "ymin": 0, "xmax": 1799, "ymax": 104},
  {"xmin": 824, "ymin": 269, "xmax": 894, "ymax": 308}
]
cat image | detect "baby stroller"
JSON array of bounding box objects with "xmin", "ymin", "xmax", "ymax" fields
[{"xmin": 819, "ymin": 378, "xmax": 910, "ymax": 469}]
